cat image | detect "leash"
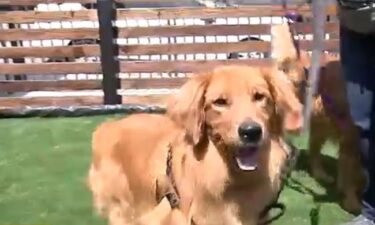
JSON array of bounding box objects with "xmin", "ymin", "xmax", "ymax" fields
[
  {"xmin": 302, "ymin": 0, "xmax": 327, "ymax": 133},
  {"xmin": 259, "ymin": 1, "xmax": 324, "ymax": 223},
  {"xmin": 259, "ymin": 137, "xmax": 300, "ymax": 225},
  {"xmin": 258, "ymin": 4, "xmax": 305, "ymax": 224}
]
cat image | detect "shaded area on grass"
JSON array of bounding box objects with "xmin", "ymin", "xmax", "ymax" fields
[{"xmin": 290, "ymin": 149, "xmax": 339, "ymax": 202}]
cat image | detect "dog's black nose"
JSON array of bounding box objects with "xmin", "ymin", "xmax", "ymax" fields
[{"xmin": 238, "ymin": 121, "xmax": 262, "ymax": 144}]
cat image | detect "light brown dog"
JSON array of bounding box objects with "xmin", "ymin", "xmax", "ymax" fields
[
  {"xmin": 271, "ymin": 23, "xmax": 365, "ymax": 213},
  {"xmin": 87, "ymin": 62, "xmax": 303, "ymax": 225}
]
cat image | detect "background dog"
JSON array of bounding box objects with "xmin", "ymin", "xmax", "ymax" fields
[{"xmin": 271, "ymin": 23, "xmax": 365, "ymax": 214}]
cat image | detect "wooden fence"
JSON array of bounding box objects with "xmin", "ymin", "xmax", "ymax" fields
[{"xmin": 0, "ymin": 0, "xmax": 339, "ymax": 109}]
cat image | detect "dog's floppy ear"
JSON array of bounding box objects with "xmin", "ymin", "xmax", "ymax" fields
[
  {"xmin": 263, "ymin": 68, "xmax": 303, "ymax": 133},
  {"xmin": 167, "ymin": 73, "xmax": 211, "ymax": 145}
]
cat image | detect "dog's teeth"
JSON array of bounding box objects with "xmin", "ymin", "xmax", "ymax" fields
[{"xmin": 235, "ymin": 157, "xmax": 257, "ymax": 171}]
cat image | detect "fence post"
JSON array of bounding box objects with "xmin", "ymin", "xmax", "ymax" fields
[{"xmin": 97, "ymin": 0, "xmax": 121, "ymax": 105}]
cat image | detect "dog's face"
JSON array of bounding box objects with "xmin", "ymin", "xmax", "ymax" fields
[{"xmin": 167, "ymin": 65, "xmax": 302, "ymax": 172}]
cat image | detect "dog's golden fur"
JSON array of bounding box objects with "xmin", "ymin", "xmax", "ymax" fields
[
  {"xmin": 271, "ymin": 23, "xmax": 365, "ymax": 214},
  {"xmin": 87, "ymin": 56, "xmax": 303, "ymax": 224}
]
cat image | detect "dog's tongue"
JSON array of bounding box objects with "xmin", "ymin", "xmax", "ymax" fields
[{"xmin": 235, "ymin": 148, "xmax": 258, "ymax": 171}]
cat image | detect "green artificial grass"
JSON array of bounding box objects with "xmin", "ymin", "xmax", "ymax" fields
[{"xmin": 0, "ymin": 115, "xmax": 354, "ymax": 225}]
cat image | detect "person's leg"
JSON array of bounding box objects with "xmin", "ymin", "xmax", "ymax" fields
[
  {"xmin": 361, "ymin": 37, "xmax": 375, "ymax": 221},
  {"xmin": 340, "ymin": 26, "xmax": 375, "ymax": 224}
]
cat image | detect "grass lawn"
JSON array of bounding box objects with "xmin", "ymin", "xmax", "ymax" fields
[{"xmin": 0, "ymin": 114, "xmax": 354, "ymax": 225}]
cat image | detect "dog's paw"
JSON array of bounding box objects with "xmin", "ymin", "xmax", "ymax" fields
[
  {"xmin": 341, "ymin": 195, "xmax": 361, "ymax": 215},
  {"xmin": 311, "ymin": 167, "xmax": 335, "ymax": 184}
]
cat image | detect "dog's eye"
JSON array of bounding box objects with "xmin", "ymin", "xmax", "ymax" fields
[
  {"xmin": 213, "ymin": 98, "xmax": 228, "ymax": 106},
  {"xmin": 253, "ymin": 92, "xmax": 266, "ymax": 102}
]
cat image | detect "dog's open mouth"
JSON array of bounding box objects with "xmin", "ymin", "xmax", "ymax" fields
[{"xmin": 235, "ymin": 146, "xmax": 258, "ymax": 171}]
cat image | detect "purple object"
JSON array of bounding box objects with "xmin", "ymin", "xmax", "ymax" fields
[{"xmin": 285, "ymin": 11, "xmax": 303, "ymax": 23}]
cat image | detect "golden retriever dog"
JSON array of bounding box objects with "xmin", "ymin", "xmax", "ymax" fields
[
  {"xmin": 271, "ymin": 23, "xmax": 365, "ymax": 213},
  {"xmin": 87, "ymin": 56, "xmax": 303, "ymax": 224}
]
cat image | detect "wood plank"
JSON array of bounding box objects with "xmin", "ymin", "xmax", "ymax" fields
[
  {"xmin": 0, "ymin": 62, "xmax": 101, "ymax": 75},
  {"xmin": 118, "ymin": 23, "xmax": 338, "ymax": 38},
  {"xmin": 0, "ymin": 96, "xmax": 102, "ymax": 108},
  {"xmin": 0, "ymin": 10, "xmax": 98, "ymax": 23},
  {"xmin": 114, "ymin": 0, "xmax": 231, "ymax": 3},
  {"xmin": 0, "ymin": 40, "xmax": 339, "ymax": 58},
  {"xmin": 121, "ymin": 94, "xmax": 170, "ymax": 106},
  {"xmin": 0, "ymin": 80, "xmax": 102, "ymax": 92},
  {"xmin": 0, "ymin": 94, "xmax": 170, "ymax": 108},
  {"xmin": 3, "ymin": 0, "xmax": 244, "ymax": 4},
  {"xmin": 121, "ymin": 77, "xmax": 186, "ymax": 89},
  {"xmin": 294, "ymin": 22, "xmax": 338, "ymax": 34},
  {"xmin": 0, "ymin": 28, "xmax": 99, "ymax": 41},
  {"xmin": 0, "ymin": 78, "xmax": 186, "ymax": 92},
  {"xmin": 0, "ymin": 45, "xmax": 100, "ymax": 58},
  {"xmin": 0, "ymin": 0, "xmax": 202, "ymax": 6},
  {"xmin": 0, "ymin": 23, "xmax": 338, "ymax": 42},
  {"xmin": 299, "ymin": 39, "xmax": 339, "ymax": 51},
  {"xmin": 119, "ymin": 59, "xmax": 272, "ymax": 73},
  {"xmin": 0, "ymin": 0, "xmax": 95, "ymax": 6},
  {"xmin": 0, "ymin": 59, "xmax": 269, "ymax": 75},
  {"xmin": 119, "ymin": 40, "xmax": 339, "ymax": 55},
  {"xmin": 0, "ymin": 5, "xmax": 337, "ymax": 24},
  {"xmin": 115, "ymin": 5, "xmax": 337, "ymax": 20},
  {"xmin": 119, "ymin": 24, "xmax": 270, "ymax": 38},
  {"xmin": 119, "ymin": 41, "xmax": 270, "ymax": 55}
]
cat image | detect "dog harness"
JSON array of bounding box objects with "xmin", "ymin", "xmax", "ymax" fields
[
  {"xmin": 158, "ymin": 145, "xmax": 198, "ymax": 225},
  {"xmin": 158, "ymin": 139, "xmax": 299, "ymax": 225},
  {"xmin": 165, "ymin": 145, "xmax": 180, "ymax": 209},
  {"xmin": 155, "ymin": 144, "xmax": 181, "ymax": 209}
]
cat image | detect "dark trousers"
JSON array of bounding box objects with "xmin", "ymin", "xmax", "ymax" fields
[{"xmin": 340, "ymin": 26, "xmax": 375, "ymax": 220}]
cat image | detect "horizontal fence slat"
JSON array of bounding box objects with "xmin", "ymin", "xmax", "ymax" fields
[
  {"xmin": 120, "ymin": 77, "xmax": 187, "ymax": 89},
  {"xmin": 116, "ymin": 5, "xmax": 337, "ymax": 20},
  {"xmin": 0, "ymin": 95, "xmax": 170, "ymax": 108},
  {"xmin": 119, "ymin": 40, "xmax": 339, "ymax": 55},
  {"xmin": 0, "ymin": 59, "xmax": 269, "ymax": 75},
  {"xmin": 0, "ymin": 0, "xmax": 96, "ymax": 6},
  {"xmin": 119, "ymin": 41, "xmax": 270, "ymax": 55},
  {"xmin": 0, "ymin": 5, "xmax": 337, "ymax": 23},
  {"xmin": 0, "ymin": 0, "xmax": 218, "ymax": 6},
  {"xmin": 0, "ymin": 80, "xmax": 102, "ymax": 92},
  {"xmin": 0, "ymin": 45, "xmax": 100, "ymax": 58},
  {"xmin": 0, "ymin": 10, "xmax": 98, "ymax": 23},
  {"xmin": 294, "ymin": 22, "xmax": 338, "ymax": 34},
  {"xmin": 119, "ymin": 24, "xmax": 269, "ymax": 38},
  {"xmin": 119, "ymin": 59, "xmax": 272, "ymax": 73},
  {"xmin": 300, "ymin": 39, "xmax": 339, "ymax": 51},
  {"xmin": 0, "ymin": 96, "xmax": 102, "ymax": 107},
  {"xmin": 0, "ymin": 23, "xmax": 338, "ymax": 41},
  {"xmin": 0, "ymin": 78, "xmax": 186, "ymax": 92},
  {"xmin": 0, "ymin": 28, "xmax": 99, "ymax": 41},
  {"xmin": 0, "ymin": 40, "xmax": 339, "ymax": 58},
  {"xmin": 114, "ymin": 0, "xmax": 245, "ymax": 3},
  {"xmin": 0, "ymin": 62, "xmax": 101, "ymax": 75},
  {"xmin": 118, "ymin": 23, "xmax": 338, "ymax": 38}
]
